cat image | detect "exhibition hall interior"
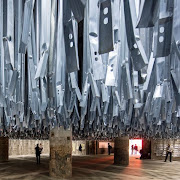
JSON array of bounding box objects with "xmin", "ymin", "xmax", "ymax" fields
[{"xmin": 0, "ymin": 0, "xmax": 180, "ymax": 179}]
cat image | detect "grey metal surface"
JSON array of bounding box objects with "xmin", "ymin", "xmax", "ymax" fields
[{"xmin": 98, "ymin": 0, "xmax": 113, "ymax": 54}]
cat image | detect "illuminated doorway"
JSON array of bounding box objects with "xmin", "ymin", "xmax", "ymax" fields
[{"xmin": 129, "ymin": 139, "xmax": 142, "ymax": 156}]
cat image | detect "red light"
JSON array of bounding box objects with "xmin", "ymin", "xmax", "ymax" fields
[{"xmin": 129, "ymin": 139, "xmax": 142, "ymax": 155}]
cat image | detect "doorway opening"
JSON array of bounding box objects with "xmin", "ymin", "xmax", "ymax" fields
[{"xmin": 129, "ymin": 139, "xmax": 142, "ymax": 156}]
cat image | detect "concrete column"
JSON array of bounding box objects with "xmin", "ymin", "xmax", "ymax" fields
[
  {"xmin": 49, "ymin": 127, "xmax": 72, "ymax": 179},
  {"xmin": 114, "ymin": 136, "xmax": 129, "ymax": 165},
  {"xmin": 88, "ymin": 140, "xmax": 96, "ymax": 155},
  {"xmin": 0, "ymin": 137, "xmax": 9, "ymax": 162},
  {"xmin": 141, "ymin": 139, "xmax": 151, "ymax": 159}
]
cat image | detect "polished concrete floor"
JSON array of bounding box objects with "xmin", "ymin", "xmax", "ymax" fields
[{"xmin": 0, "ymin": 154, "xmax": 179, "ymax": 180}]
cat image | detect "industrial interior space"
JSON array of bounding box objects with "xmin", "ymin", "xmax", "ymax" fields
[{"xmin": 0, "ymin": 0, "xmax": 180, "ymax": 179}]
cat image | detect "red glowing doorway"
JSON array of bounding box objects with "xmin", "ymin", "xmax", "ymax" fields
[{"xmin": 129, "ymin": 139, "xmax": 142, "ymax": 155}]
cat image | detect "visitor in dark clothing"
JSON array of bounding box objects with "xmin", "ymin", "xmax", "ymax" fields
[
  {"xmin": 35, "ymin": 144, "xmax": 41, "ymax": 164},
  {"xmin": 108, "ymin": 143, "xmax": 112, "ymax": 155},
  {"xmin": 79, "ymin": 144, "xmax": 82, "ymax": 152}
]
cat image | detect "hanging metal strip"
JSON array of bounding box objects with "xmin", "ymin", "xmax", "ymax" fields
[
  {"xmin": 143, "ymin": 53, "xmax": 155, "ymax": 91},
  {"xmin": 69, "ymin": 0, "xmax": 84, "ymax": 23},
  {"xmin": 8, "ymin": 70, "xmax": 18, "ymax": 96},
  {"xmin": 80, "ymin": 76, "xmax": 90, "ymax": 107},
  {"xmin": 98, "ymin": 0, "xmax": 113, "ymax": 54},
  {"xmin": 153, "ymin": 17, "xmax": 173, "ymax": 58},
  {"xmin": 19, "ymin": 0, "xmax": 35, "ymax": 54},
  {"xmin": 137, "ymin": 0, "xmax": 160, "ymax": 28},
  {"xmin": 88, "ymin": 72, "xmax": 100, "ymax": 97},
  {"xmin": 64, "ymin": 19, "xmax": 79, "ymax": 73},
  {"xmin": 34, "ymin": 44, "xmax": 49, "ymax": 79}
]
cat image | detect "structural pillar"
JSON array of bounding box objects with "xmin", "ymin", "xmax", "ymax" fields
[
  {"xmin": 141, "ymin": 139, "xmax": 151, "ymax": 159},
  {"xmin": 49, "ymin": 127, "xmax": 72, "ymax": 179},
  {"xmin": 0, "ymin": 137, "xmax": 9, "ymax": 162},
  {"xmin": 88, "ymin": 140, "xmax": 97, "ymax": 155},
  {"xmin": 114, "ymin": 136, "xmax": 129, "ymax": 165}
]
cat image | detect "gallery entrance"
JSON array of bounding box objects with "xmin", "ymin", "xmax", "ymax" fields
[{"xmin": 129, "ymin": 139, "xmax": 142, "ymax": 156}]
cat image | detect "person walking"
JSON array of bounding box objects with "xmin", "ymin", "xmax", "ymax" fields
[
  {"xmin": 35, "ymin": 144, "xmax": 41, "ymax": 164},
  {"xmin": 164, "ymin": 144, "xmax": 173, "ymax": 162}
]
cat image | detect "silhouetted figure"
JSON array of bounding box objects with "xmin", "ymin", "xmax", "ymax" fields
[
  {"xmin": 35, "ymin": 144, "xmax": 41, "ymax": 164},
  {"xmin": 79, "ymin": 144, "xmax": 82, "ymax": 152},
  {"xmin": 134, "ymin": 144, "xmax": 138, "ymax": 154},
  {"xmin": 39, "ymin": 143, "xmax": 43, "ymax": 154},
  {"xmin": 108, "ymin": 143, "xmax": 112, "ymax": 155},
  {"xmin": 131, "ymin": 145, "xmax": 134, "ymax": 154},
  {"xmin": 164, "ymin": 144, "xmax": 173, "ymax": 162}
]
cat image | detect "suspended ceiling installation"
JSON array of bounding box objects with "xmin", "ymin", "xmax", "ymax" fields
[{"xmin": 0, "ymin": 0, "xmax": 180, "ymax": 139}]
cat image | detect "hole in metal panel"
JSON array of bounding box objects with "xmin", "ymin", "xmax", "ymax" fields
[
  {"xmin": 89, "ymin": 32, "xmax": 98, "ymax": 37},
  {"xmin": 159, "ymin": 27, "xmax": 164, "ymax": 33},
  {"xmin": 69, "ymin": 34, "xmax": 73, "ymax": 39},
  {"xmin": 70, "ymin": 42, "xmax": 73, "ymax": 47},
  {"xmin": 9, "ymin": 36, "xmax": 12, "ymax": 41},
  {"xmin": 95, "ymin": 57, "xmax": 98, "ymax": 61},
  {"xmin": 159, "ymin": 36, "xmax": 164, "ymax": 43},
  {"xmin": 104, "ymin": 17, "xmax": 108, "ymax": 25},
  {"xmin": 133, "ymin": 44, "xmax": 137, "ymax": 48},
  {"xmin": 94, "ymin": 52, "xmax": 97, "ymax": 55},
  {"xmin": 103, "ymin": 7, "xmax": 108, "ymax": 15}
]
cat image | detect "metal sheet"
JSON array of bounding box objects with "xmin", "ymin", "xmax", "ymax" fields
[
  {"xmin": 105, "ymin": 44, "xmax": 118, "ymax": 86},
  {"xmin": 8, "ymin": 70, "xmax": 18, "ymax": 96},
  {"xmin": 137, "ymin": 0, "xmax": 160, "ymax": 28},
  {"xmin": 153, "ymin": 17, "xmax": 173, "ymax": 58},
  {"xmin": 64, "ymin": 19, "xmax": 79, "ymax": 73},
  {"xmin": 80, "ymin": 76, "xmax": 90, "ymax": 107},
  {"xmin": 19, "ymin": 0, "xmax": 35, "ymax": 54},
  {"xmin": 98, "ymin": 0, "xmax": 113, "ymax": 54},
  {"xmin": 69, "ymin": 0, "xmax": 84, "ymax": 22},
  {"xmin": 34, "ymin": 45, "xmax": 49, "ymax": 79}
]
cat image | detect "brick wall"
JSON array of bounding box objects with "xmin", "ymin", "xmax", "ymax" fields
[
  {"xmin": 151, "ymin": 139, "xmax": 180, "ymax": 160},
  {"xmin": 9, "ymin": 139, "xmax": 49, "ymax": 156}
]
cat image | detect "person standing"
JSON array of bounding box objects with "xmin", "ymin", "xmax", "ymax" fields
[
  {"xmin": 164, "ymin": 144, "xmax": 173, "ymax": 162},
  {"xmin": 108, "ymin": 143, "xmax": 112, "ymax": 155},
  {"xmin": 134, "ymin": 144, "xmax": 138, "ymax": 154},
  {"xmin": 79, "ymin": 144, "xmax": 82, "ymax": 152},
  {"xmin": 35, "ymin": 144, "xmax": 41, "ymax": 164}
]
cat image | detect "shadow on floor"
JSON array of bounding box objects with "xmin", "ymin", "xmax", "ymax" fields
[{"xmin": 0, "ymin": 154, "xmax": 179, "ymax": 180}]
